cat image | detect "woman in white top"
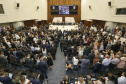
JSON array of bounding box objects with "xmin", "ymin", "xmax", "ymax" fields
[
  {"xmin": 42, "ymin": 47, "xmax": 47, "ymax": 56},
  {"xmin": 20, "ymin": 76, "xmax": 31, "ymax": 84},
  {"xmin": 78, "ymin": 45, "xmax": 84, "ymax": 56},
  {"xmin": 73, "ymin": 56, "xmax": 78, "ymax": 69},
  {"xmin": 35, "ymin": 44, "xmax": 40, "ymax": 51}
]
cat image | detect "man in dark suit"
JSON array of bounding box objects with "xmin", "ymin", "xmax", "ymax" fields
[
  {"xmin": 63, "ymin": 43, "xmax": 68, "ymax": 56},
  {"xmin": 38, "ymin": 57, "xmax": 48, "ymax": 80},
  {"xmin": 25, "ymin": 54, "xmax": 34, "ymax": 72},
  {"xmin": 45, "ymin": 42, "xmax": 50, "ymax": 53},
  {"xmin": 50, "ymin": 44, "xmax": 56, "ymax": 60},
  {"xmin": 16, "ymin": 48, "xmax": 25, "ymax": 62},
  {"xmin": 0, "ymin": 51, "xmax": 8, "ymax": 67},
  {"xmin": 60, "ymin": 39, "xmax": 64, "ymax": 52},
  {"xmin": 67, "ymin": 45, "xmax": 72, "ymax": 57},
  {"xmin": 0, "ymin": 71, "xmax": 14, "ymax": 84},
  {"xmin": 81, "ymin": 56, "xmax": 90, "ymax": 75},
  {"xmin": 88, "ymin": 43, "xmax": 93, "ymax": 54},
  {"xmin": 88, "ymin": 50, "xmax": 95, "ymax": 65}
]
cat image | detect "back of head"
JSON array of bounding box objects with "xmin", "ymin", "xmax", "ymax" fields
[
  {"xmin": 31, "ymin": 73, "xmax": 37, "ymax": 79},
  {"xmin": 84, "ymin": 55, "xmax": 88, "ymax": 59},
  {"xmin": 20, "ymin": 76, "xmax": 25, "ymax": 84},
  {"xmin": 0, "ymin": 71, "xmax": 4, "ymax": 77}
]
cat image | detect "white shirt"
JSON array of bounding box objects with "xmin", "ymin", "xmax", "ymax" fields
[
  {"xmin": 35, "ymin": 47, "xmax": 40, "ymax": 51},
  {"xmin": 7, "ymin": 42, "xmax": 11, "ymax": 48},
  {"xmin": 0, "ymin": 82, "xmax": 3, "ymax": 84},
  {"xmin": 15, "ymin": 34, "xmax": 20, "ymax": 39},
  {"xmin": 43, "ymin": 40, "xmax": 46, "ymax": 44},
  {"xmin": 118, "ymin": 76, "xmax": 126, "ymax": 84},
  {"xmin": 73, "ymin": 57, "xmax": 78, "ymax": 65},
  {"xmin": 102, "ymin": 58, "xmax": 111, "ymax": 66},
  {"xmin": 33, "ymin": 37, "xmax": 38, "ymax": 43},
  {"xmin": 42, "ymin": 49, "xmax": 47, "ymax": 54}
]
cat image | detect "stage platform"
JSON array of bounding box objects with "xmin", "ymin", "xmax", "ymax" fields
[{"xmin": 49, "ymin": 25, "xmax": 78, "ymax": 32}]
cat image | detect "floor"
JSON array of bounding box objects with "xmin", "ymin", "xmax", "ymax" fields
[{"xmin": 47, "ymin": 46, "xmax": 66, "ymax": 84}]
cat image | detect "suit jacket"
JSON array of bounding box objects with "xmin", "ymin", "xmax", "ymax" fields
[
  {"xmin": 45, "ymin": 44, "xmax": 50, "ymax": 52},
  {"xmin": 67, "ymin": 47, "xmax": 72, "ymax": 54},
  {"xmin": 38, "ymin": 61, "xmax": 47, "ymax": 73},
  {"xmin": 30, "ymin": 78, "xmax": 41, "ymax": 84},
  {"xmin": 81, "ymin": 59, "xmax": 90, "ymax": 69},
  {"xmin": 63, "ymin": 45, "xmax": 68, "ymax": 51},
  {"xmin": 25, "ymin": 58, "xmax": 34, "ymax": 67},
  {"xmin": 60, "ymin": 40, "xmax": 64, "ymax": 47},
  {"xmin": 88, "ymin": 53, "xmax": 95, "ymax": 62},
  {"xmin": 93, "ymin": 62, "xmax": 102, "ymax": 70},
  {"xmin": 0, "ymin": 76, "xmax": 14, "ymax": 84},
  {"xmin": 16, "ymin": 51, "xmax": 25, "ymax": 59},
  {"xmin": 0, "ymin": 55, "xmax": 8, "ymax": 67},
  {"xmin": 50, "ymin": 47, "xmax": 56, "ymax": 55}
]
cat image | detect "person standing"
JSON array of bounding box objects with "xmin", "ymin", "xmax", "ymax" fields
[
  {"xmin": 25, "ymin": 54, "xmax": 35, "ymax": 72},
  {"xmin": 38, "ymin": 57, "xmax": 48, "ymax": 80},
  {"xmin": 50, "ymin": 44, "xmax": 56, "ymax": 60},
  {"xmin": 0, "ymin": 71, "xmax": 14, "ymax": 84},
  {"xmin": 47, "ymin": 53, "xmax": 53, "ymax": 70},
  {"xmin": 81, "ymin": 56, "xmax": 90, "ymax": 75}
]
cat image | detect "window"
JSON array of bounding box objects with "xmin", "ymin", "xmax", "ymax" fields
[
  {"xmin": 0, "ymin": 4, "xmax": 5, "ymax": 14},
  {"xmin": 116, "ymin": 8, "xmax": 126, "ymax": 15}
]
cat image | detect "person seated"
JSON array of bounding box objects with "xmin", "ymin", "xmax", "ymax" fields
[
  {"xmin": 60, "ymin": 76, "xmax": 68, "ymax": 84},
  {"xmin": 76, "ymin": 77, "xmax": 85, "ymax": 84},
  {"xmin": 19, "ymin": 75, "xmax": 31, "ymax": 84},
  {"xmin": 30, "ymin": 73, "xmax": 41, "ymax": 84},
  {"xmin": 66, "ymin": 62, "xmax": 72, "ymax": 75},
  {"xmin": 93, "ymin": 76, "xmax": 105, "ymax": 84},
  {"xmin": 0, "ymin": 71, "xmax": 14, "ymax": 84}
]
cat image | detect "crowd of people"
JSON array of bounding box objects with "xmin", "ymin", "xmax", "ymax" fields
[{"xmin": 0, "ymin": 24, "xmax": 126, "ymax": 84}]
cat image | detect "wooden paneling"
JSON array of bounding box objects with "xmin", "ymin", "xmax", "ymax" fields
[
  {"xmin": 24, "ymin": 20, "xmax": 38, "ymax": 27},
  {"xmin": 84, "ymin": 20, "xmax": 93, "ymax": 28},
  {"xmin": 84, "ymin": 20, "xmax": 106, "ymax": 28},
  {"xmin": 92, "ymin": 20, "xmax": 106, "ymax": 28},
  {"xmin": 47, "ymin": 0, "xmax": 81, "ymax": 24}
]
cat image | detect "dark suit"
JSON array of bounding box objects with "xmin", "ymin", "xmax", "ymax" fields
[
  {"xmin": 16, "ymin": 51, "xmax": 25, "ymax": 60},
  {"xmin": 60, "ymin": 40, "xmax": 64, "ymax": 52},
  {"xmin": 45, "ymin": 44, "xmax": 50, "ymax": 53},
  {"xmin": 67, "ymin": 47, "xmax": 72, "ymax": 57},
  {"xmin": 63, "ymin": 45, "xmax": 68, "ymax": 56},
  {"xmin": 30, "ymin": 78, "xmax": 41, "ymax": 84},
  {"xmin": 0, "ymin": 76, "xmax": 14, "ymax": 84},
  {"xmin": 88, "ymin": 53, "xmax": 95, "ymax": 65},
  {"xmin": 81, "ymin": 59, "xmax": 90, "ymax": 75},
  {"xmin": 50, "ymin": 47, "xmax": 56, "ymax": 60},
  {"xmin": 0, "ymin": 55, "xmax": 8, "ymax": 67},
  {"xmin": 38, "ymin": 61, "xmax": 48, "ymax": 79},
  {"xmin": 93, "ymin": 62, "xmax": 102, "ymax": 73},
  {"xmin": 25, "ymin": 58, "xmax": 34, "ymax": 72}
]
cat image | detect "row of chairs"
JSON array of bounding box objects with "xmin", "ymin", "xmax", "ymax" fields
[{"xmin": 0, "ymin": 67, "xmax": 41, "ymax": 84}]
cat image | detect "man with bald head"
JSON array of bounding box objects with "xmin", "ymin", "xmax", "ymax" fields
[{"xmin": 109, "ymin": 55, "xmax": 120, "ymax": 70}]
